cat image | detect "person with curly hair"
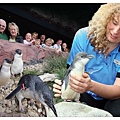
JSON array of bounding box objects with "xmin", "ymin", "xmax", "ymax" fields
[{"xmin": 53, "ymin": 3, "xmax": 120, "ymax": 116}]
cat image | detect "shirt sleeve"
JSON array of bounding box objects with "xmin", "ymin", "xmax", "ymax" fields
[
  {"xmin": 24, "ymin": 40, "xmax": 32, "ymax": 45},
  {"xmin": 116, "ymin": 65, "xmax": 120, "ymax": 78},
  {"xmin": 114, "ymin": 59, "xmax": 120, "ymax": 78},
  {"xmin": 116, "ymin": 72, "xmax": 120, "ymax": 78},
  {"xmin": 67, "ymin": 27, "xmax": 88, "ymax": 66}
]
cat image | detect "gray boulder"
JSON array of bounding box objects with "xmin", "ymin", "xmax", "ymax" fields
[{"xmin": 47, "ymin": 102, "xmax": 113, "ymax": 117}]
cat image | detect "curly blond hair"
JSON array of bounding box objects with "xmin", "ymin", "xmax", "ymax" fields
[{"xmin": 88, "ymin": 3, "xmax": 120, "ymax": 53}]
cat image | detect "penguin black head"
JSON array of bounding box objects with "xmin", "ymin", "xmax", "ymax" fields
[
  {"xmin": 17, "ymin": 74, "xmax": 31, "ymax": 89},
  {"xmin": 15, "ymin": 49, "xmax": 22, "ymax": 55},
  {"xmin": 4, "ymin": 58, "xmax": 13, "ymax": 64}
]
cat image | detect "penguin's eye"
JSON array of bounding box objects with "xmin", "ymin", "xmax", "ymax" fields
[{"xmin": 81, "ymin": 55, "xmax": 84, "ymax": 58}]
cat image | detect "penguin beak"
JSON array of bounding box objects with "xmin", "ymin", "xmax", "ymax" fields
[{"xmin": 87, "ymin": 54, "xmax": 94, "ymax": 59}]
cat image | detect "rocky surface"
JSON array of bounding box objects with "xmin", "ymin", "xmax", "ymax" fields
[
  {"xmin": 0, "ymin": 39, "xmax": 59, "ymax": 66},
  {"xmin": 0, "ymin": 62, "xmax": 58, "ymax": 117},
  {"xmin": 47, "ymin": 102, "xmax": 113, "ymax": 117}
]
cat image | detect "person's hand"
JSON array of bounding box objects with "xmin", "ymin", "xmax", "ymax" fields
[
  {"xmin": 31, "ymin": 39, "xmax": 35, "ymax": 45},
  {"xmin": 53, "ymin": 79, "xmax": 62, "ymax": 97},
  {"xmin": 36, "ymin": 45, "xmax": 41, "ymax": 48},
  {"xmin": 69, "ymin": 72, "xmax": 92, "ymax": 93}
]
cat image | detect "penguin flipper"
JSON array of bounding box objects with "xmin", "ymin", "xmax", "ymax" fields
[
  {"xmin": 5, "ymin": 85, "xmax": 22, "ymax": 99},
  {"xmin": 63, "ymin": 67, "xmax": 72, "ymax": 90}
]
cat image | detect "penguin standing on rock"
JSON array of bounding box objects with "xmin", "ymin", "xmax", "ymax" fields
[
  {"xmin": 11, "ymin": 49, "xmax": 23, "ymax": 77},
  {"xmin": 61, "ymin": 52, "xmax": 94, "ymax": 102},
  {"xmin": 0, "ymin": 58, "xmax": 12, "ymax": 87},
  {"xmin": 5, "ymin": 74, "xmax": 58, "ymax": 117}
]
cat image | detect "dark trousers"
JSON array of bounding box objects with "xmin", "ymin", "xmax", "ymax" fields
[{"xmin": 80, "ymin": 92, "xmax": 120, "ymax": 117}]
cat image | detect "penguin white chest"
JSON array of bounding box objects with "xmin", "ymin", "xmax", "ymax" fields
[
  {"xmin": 11, "ymin": 58, "xmax": 23, "ymax": 75},
  {"xmin": 0, "ymin": 65, "xmax": 11, "ymax": 86}
]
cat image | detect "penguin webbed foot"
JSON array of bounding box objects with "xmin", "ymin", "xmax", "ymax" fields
[
  {"xmin": 18, "ymin": 106, "xmax": 28, "ymax": 113},
  {"xmin": 17, "ymin": 100, "xmax": 28, "ymax": 113}
]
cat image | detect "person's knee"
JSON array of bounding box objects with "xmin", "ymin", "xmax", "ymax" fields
[{"xmin": 104, "ymin": 99, "xmax": 120, "ymax": 117}]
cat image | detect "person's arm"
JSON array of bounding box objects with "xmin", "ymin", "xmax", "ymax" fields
[
  {"xmin": 67, "ymin": 27, "xmax": 88, "ymax": 66},
  {"xmin": 69, "ymin": 73, "xmax": 120, "ymax": 99},
  {"xmin": 90, "ymin": 77, "xmax": 120, "ymax": 99}
]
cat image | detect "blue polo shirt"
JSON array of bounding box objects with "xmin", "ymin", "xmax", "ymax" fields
[{"xmin": 67, "ymin": 27, "xmax": 120, "ymax": 100}]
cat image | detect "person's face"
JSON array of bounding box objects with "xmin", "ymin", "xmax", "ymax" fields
[
  {"xmin": 0, "ymin": 20, "xmax": 6, "ymax": 33},
  {"xmin": 40, "ymin": 35, "xmax": 45, "ymax": 41},
  {"xmin": 106, "ymin": 14, "xmax": 120, "ymax": 44},
  {"xmin": 35, "ymin": 40, "xmax": 40, "ymax": 45},
  {"xmin": 57, "ymin": 40, "xmax": 62, "ymax": 45},
  {"xmin": 46, "ymin": 41, "xmax": 52, "ymax": 47},
  {"xmin": 25, "ymin": 33, "xmax": 31, "ymax": 42},
  {"xmin": 62, "ymin": 43, "xmax": 67, "ymax": 48},
  {"xmin": 9, "ymin": 26, "xmax": 18, "ymax": 37},
  {"xmin": 32, "ymin": 34, "xmax": 37, "ymax": 40}
]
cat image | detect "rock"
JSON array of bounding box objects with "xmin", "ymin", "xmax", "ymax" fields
[
  {"xmin": 38, "ymin": 108, "xmax": 42, "ymax": 113},
  {"xmin": 0, "ymin": 106, "xmax": 5, "ymax": 112},
  {"xmin": 0, "ymin": 94, "xmax": 3, "ymax": 100},
  {"xmin": 5, "ymin": 108, "xmax": 12, "ymax": 113},
  {"xmin": 0, "ymin": 39, "xmax": 59, "ymax": 66},
  {"xmin": 47, "ymin": 101, "xmax": 113, "ymax": 117},
  {"xmin": 0, "ymin": 112, "xmax": 28, "ymax": 117},
  {"xmin": 28, "ymin": 110, "xmax": 39, "ymax": 117},
  {"xmin": 39, "ymin": 73, "xmax": 58, "ymax": 82}
]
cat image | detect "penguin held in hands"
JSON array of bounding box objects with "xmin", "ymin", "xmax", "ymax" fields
[
  {"xmin": 11, "ymin": 49, "xmax": 23, "ymax": 77},
  {"xmin": 0, "ymin": 58, "xmax": 12, "ymax": 86},
  {"xmin": 5, "ymin": 74, "xmax": 58, "ymax": 117},
  {"xmin": 61, "ymin": 52, "xmax": 94, "ymax": 102}
]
